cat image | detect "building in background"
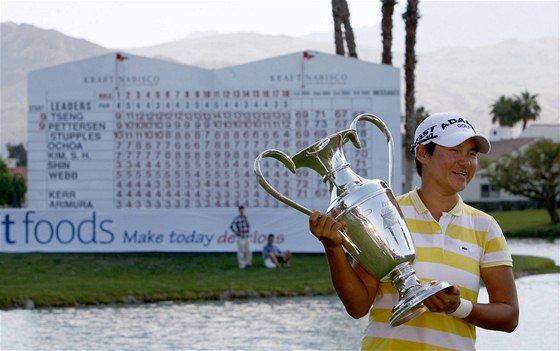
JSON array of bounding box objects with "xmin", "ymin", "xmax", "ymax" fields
[{"xmin": 458, "ymin": 123, "xmax": 558, "ymax": 210}]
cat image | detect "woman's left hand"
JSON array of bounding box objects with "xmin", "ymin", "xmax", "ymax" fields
[{"xmin": 422, "ymin": 285, "xmax": 461, "ymax": 314}]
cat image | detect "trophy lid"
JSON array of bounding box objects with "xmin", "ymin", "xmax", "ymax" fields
[{"xmin": 291, "ymin": 129, "xmax": 361, "ymax": 177}]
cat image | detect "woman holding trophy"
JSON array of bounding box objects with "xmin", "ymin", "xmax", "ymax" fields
[{"xmin": 309, "ymin": 112, "xmax": 519, "ymax": 350}]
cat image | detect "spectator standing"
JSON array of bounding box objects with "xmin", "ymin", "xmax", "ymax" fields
[{"xmin": 230, "ymin": 205, "xmax": 252, "ymax": 269}]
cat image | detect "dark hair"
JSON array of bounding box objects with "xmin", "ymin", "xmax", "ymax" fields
[
  {"xmin": 414, "ymin": 142, "xmax": 437, "ymax": 176},
  {"xmin": 238, "ymin": 206, "xmax": 245, "ymax": 210}
]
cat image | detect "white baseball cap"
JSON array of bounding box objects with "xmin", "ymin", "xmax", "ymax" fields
[{"xmin": 410, "ymin": 112, "xmax": 491, "ymax": 154}]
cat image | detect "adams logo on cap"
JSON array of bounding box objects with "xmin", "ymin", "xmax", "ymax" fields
[{"xmin": 410, "ymin": 112, "xmax": 490, "ymax": 154}]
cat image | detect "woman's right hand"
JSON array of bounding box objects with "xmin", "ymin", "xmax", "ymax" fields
[{"xmin": 309, "ymin": 209, "xmax": 346, "ymax": 249}]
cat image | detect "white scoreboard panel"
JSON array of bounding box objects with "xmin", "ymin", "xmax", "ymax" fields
[{"xmin": 28, "ymin": 51, "xmax": 401, "ymax": 210}]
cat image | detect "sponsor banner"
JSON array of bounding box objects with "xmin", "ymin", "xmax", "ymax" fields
[{"xmin": 0, "ymin": 208, "xmax": 325, "ymax": 253}]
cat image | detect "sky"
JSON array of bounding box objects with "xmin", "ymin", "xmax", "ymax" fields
[
  {"xmin": 1, "ymin": 0, "xmax": 403, "ymax": 49},
  {"xmin": 2, "ymin": 0, "xmax": 558, "ymax": 51}
]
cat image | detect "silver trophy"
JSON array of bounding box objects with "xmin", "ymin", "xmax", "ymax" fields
[{"xmin": 253, "ymin": 113, "xmax": 451, "ymax": 327}]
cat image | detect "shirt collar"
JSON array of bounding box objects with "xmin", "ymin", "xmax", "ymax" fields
[
  {"xmin": 410, "ymin": 187, "xmax": 464, "ymax": 217},
  {"xmin": 448, "ymin": 196, "xmax": 464, "ymax": 216},
  {"xmin": 410, "ymin": 188, "xmax": 429, "ymax": 214}
]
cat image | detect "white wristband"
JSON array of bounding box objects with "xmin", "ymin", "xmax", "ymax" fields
[{"xmin": 449, "ymin": 298, "xmax": 473, "ymax": 319}]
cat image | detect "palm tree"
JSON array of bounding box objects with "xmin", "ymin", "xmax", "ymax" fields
[
  {"xmin": 490, "ymin": 95, "xmax": 516, "ymax": 127},
  {"xmin": 332, "ymin": 0, "xmax": 358, "ymax": 58},
  {"xmin": 381, "ymin": 0, "xmax": 398, "ymax": 65},
  {"xmin": 402, "ymin": 0, "xmax": 420, "ymax": 192},
  {"xmin": 515, "ymin": 90, "xmax": 541, "ymax": 130},
  {"xmin": 490, "ymin": 91, "xmax": 541, "ymax": 130}
]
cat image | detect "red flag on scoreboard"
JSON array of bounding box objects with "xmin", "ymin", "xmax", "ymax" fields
[
  {"xmin": 116, "ymin": 53, "xmax": 128, "ymax": 61},
  {"xmin": 303, "ymin": 51, "xmax": 315, "ymax": 60}
]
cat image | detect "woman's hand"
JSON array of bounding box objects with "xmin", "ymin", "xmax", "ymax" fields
[
  {"xmin": 422, "ymin": 285, "xmax": 461, "ymax": 314},
  {"xmin": 309, "ymin": 209, "xmax": 346, "ymax": 249}
]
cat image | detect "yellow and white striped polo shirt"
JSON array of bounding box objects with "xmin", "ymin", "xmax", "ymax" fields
[{"xmin": 361, "ymin": 189, "xmax": 512, "ymax": 351}]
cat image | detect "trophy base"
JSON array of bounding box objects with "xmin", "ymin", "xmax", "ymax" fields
[{"xmin": 389, "ymin": 280, "xmax": 452, "ymax": 327}]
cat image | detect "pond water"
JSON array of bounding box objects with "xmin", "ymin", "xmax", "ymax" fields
[{"xmin": 1, "ymin": 239, "xmax": 558, "ymax": 351}]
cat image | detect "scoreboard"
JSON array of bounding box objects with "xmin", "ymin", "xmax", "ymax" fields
[{"xmin": 27, "ymin": 51, "xmax": 401, "ymax": 211}]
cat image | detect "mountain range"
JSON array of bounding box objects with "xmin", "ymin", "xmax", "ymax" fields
[{"xmin": 1, "ymin": 21, "xmax": 558, "ymax": 150}]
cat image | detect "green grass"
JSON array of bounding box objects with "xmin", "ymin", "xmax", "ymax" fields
[
  {"xmin": 488, "ymin": 209, "xmax": 560, "ymax": 238},
  {"xmin": 0, "ymin": 253, "xmax": 334, "ymax": 309},
  {"xmin": 1, "ymin": 252, "xmax": 558, "ymax": 310},
  {"xmin": 511, "ymin": 254, "xmax": 560, "ymax": 276}
]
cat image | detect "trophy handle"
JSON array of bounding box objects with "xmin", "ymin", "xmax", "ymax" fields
[
  {"xmin": 254, "ymin": 149, "xmax": 362, "ymax": 255},
  {"xmin": 254, "ymin": 149, "xmax": 312, "ymax": 215},
  {"xmin": 349, "ymin": 113, "xmax": 395, "ymax": 189}
]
